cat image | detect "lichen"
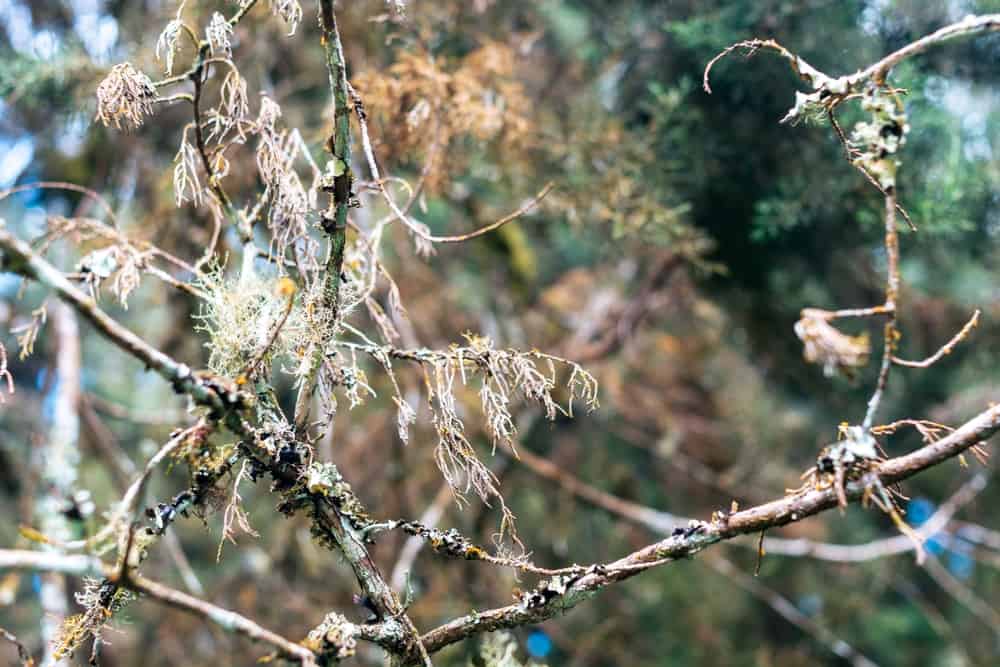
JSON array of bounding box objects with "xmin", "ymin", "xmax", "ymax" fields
[
  {"xmin": 302, "ymin": 612, "xmax": 357, "ymax": 664},
  {"xmin": 400, "ymin": 521, "xmax": 488, "ymax": 560},
  {"xmin": 471, "ymin": 631, "xmax": 547, "ymax": 667},
  {"xmin": 303, "ymin": 462, "xmax": 371, "ymax": 531},
  {"xmin": 53, "ymin": 578, "xmax": 133, "ymax": 660}
]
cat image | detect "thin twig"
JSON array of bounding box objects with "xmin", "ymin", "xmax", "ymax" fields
[
  {"xmin": 349, "ymin": 82, "xmax": 554, "ymax": 244},
  {"xmin": 85, "ymin": 392, "xmax": 189, "ymax": 426},
  {"xmin": 893, "ymin": 309, "xmax": 980, "ymax": 368},
  {"xmin": 863, "ymin": 193, "xmax": 899, "ymax": 429},
  {"xmin": 389, "ymin": 482, "xmax": 453, "ymax": 593},
  {"xmin": 705, "ymin": 554, "xmax": 878, "ymax": 667},
  {"xmin": 0, "ymin": 626, "xmax": 33, "ymax": 667},
  {"xmin": 0, "ymin": 181, "xmax": 120, "ymax": 228},
  {"xmin": 0, "ymin": 550, "xmax": 316, "ymax": 665},
  {"xmin": 923, "ymin": 556, "xmax": 1000, "ymax": 634},
  {"xmin": 0, "ymin": 227, "xmax": 241, "ymax": 415},
  {"xmin": 828, "ymin": 107, "xmax": 917, "ymax": 231},
  {"xmin": 237, "ymin": 281, "xmax": 295, "ymax": 382},
  {"xmin": 57, "ymin": 420, "xmax": 204, "ymax": 553},
  {"xmin": 115, "ymin": 422, "xmax": 208, "ymax": 575}
]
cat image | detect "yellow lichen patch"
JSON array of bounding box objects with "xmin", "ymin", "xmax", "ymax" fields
[
  {"xmin": 275, "ymin": 276, "xmax": 297, "ymax": 298},
  {"xmin": 464, "ymin": 546, "xmax": 486, "ymax": 560},
  {"xmin": 18, "ymin": 525, "xmax": 52, "ymax": 545}
]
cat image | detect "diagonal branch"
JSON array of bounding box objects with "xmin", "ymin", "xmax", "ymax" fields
[
  {"xmin": 893, "ymin": 309, "xmax": 980, "ymax": 368},
  {"xmin": 704, "ymin": 554, "xmax": 878, "ymax": 667},
  {"xmin": 0, "ymin": 550, "xmax": 316, "ymax": 665},
  {"xmin": 0, "ymin": 226, "xmax": 243, "ymax": 417},
  {"xmin": 407, "ymin": 405, "xmax": 999, "ymax": 661},
  {"xmin": 0, "ymin": 222, "xmax": 420, "ymax": 661},
  {"xmin": 515, "ymin": 444, "xmax": 993, "ymax": 563}
]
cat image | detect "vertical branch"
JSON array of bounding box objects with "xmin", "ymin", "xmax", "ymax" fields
[
  {"xmin": 287, "ymin": 7, "xmax": 431, "ymax": 664},
  {"xmin": 863, "ymin": 192, "xmax": 899, "ymax": 429},
  {"xmin": 35, "ymin": 302, "xmax": 82, "ymax": 665},
  {"xmin": 294, "ymin": 0, "xmax": 354, "ymax": 431}
]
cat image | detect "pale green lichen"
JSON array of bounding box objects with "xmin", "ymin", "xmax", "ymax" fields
[
  {"xmin": 304, "ymin": 462, "xmax": 371, "ymax": 530},
  {"xmin": 850, "ymin": 86, "xmax": 909, "ymax": 190},
  {"xmin": 470, "ymin": 631, "xmax": 547, "ymax": 667},
  {"xmin": 303, "ymin": 612, "xmax": 357, "ymax": 662},
  {"xmin": 53, "ymin": 579, "xmax": 133, "ymax": 660},
  {"xmin": 194, "ymin": 269, "xmax": 352, "ymax": 383}
]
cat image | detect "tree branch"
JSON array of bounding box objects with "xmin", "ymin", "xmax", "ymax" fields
[
  {"xmin": 294, "ymin": 0, "xmax": 355, "ymax": 431},
  {"xmin": 409, "ymin": 405, "xmax": 999, "ymax": 661},
  {"xmin": 0, "ymin": 550, "xmax": 316, "ymax": 665},
  {"xmin": 0, "ymin": 226, "xmax": 242, "ymax": 417}
]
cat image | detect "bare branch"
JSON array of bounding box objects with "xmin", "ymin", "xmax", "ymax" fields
[
  {"xmin": 923, "ymin": 557, "xmax": 1000, "ymax": 635},
  {"xmin": 293, "ymin": 0, "xmax": 355, "ymax": 431},
  {"xmin": 0, "ymin": 550, "xmax": 316, "ymax": 665},
  {"xmin": 127, "ymin": 573, "xmax": 317, "ymax": 665},
  {"xmin": 863, "ymin": 193, "xmax": 900, "ymax": 429},
  {"xmin": 893, "ymin": 309, "xmax": 980, "ymax": 368},
  {"xmin": 515, "ymin": 443, "xmax": 993, "ymax": 564},
  {"xmin": 859, "ymin": 14, "xmax": 1000, "ymax": 82},
  {"xmin": 349, "ymin": 81, "xmax": 553, "ymax": 247},
  {"xmin": 410, "ymin": 405, "xmax": 999, "ymax": 661},
  {"xmin": 0, "ymin": 626, "xmax": 33, "ymax": 667},
  {"xmin": 0, "ymin": 550, "xmax": 104, "ymax": 577},
  {"xmin": 0, "ymin": 181, "xmax": 119, "ymax": 228}
]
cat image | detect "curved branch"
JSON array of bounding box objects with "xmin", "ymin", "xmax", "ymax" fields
[
  {"xmin": 0, "ymin": 181, "xmax": 120, "ymax": 228},
  {"xmin": 860, "ymin": 14, "xmax": 1000, "ymax": 82},
  {"xmin": 893, "ymin": 309, "xmax": 980, "ymax": 368},
  {"xmin": 349, "ymin": 82, "xmax": 554, "ymax": 245}
]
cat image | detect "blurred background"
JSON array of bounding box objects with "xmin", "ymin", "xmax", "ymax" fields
[{"xmin": 1, "ymin": 1, "xmax": 998, "ymax": 665}]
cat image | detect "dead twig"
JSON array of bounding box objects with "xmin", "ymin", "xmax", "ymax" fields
[{"xmin": 893, "ymin": 309, "xmax": 980, "ymax": 368}]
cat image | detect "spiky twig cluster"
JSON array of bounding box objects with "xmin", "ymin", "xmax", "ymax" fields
[
  {"xmin": 253, "ymin": 97, "xmax": 321, "ymax": 267},
  {"xmin": 335, "ymin": 334, "xmax": 597, "ymax": 548}
]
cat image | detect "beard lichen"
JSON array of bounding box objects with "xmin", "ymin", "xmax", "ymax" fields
[
  {"xmin": 52, "ymin": 578, "xmax": 134, "ymax": 661},
  {"xmin": 194, "ymin": 269, "xmax": 353, "ymax": 384}
]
